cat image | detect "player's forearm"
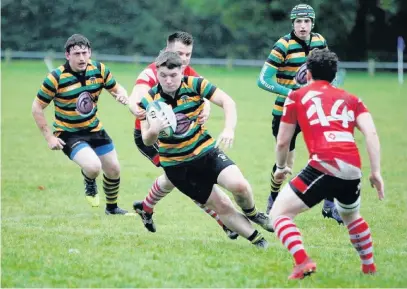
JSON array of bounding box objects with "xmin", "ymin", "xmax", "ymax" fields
[
  {"xmin": 222, "ymin": 97, "xmax": 237, "ymax": 131},
  {"xmin": 129, "ymin": 84, "xmax": 150, "ymax": 116},
  {"xmin": 141, "ymin": 121, "xmax": 159, "ymax": 146},
  {"xmin": 32, "ymin": 101, "xmax": 53, "ymax": 141},
  {"xmin": 114, "ymin": 84, "xmax": 127, "ymax": 96},
  {"xmin": 365, "ymin": 132, "xmax": 381, "ymax": 174},
  {"xmin": 257, "ymin": 65, "xmax": 291, "ymax": 96},
  {"xmin": 275, "ymin": 142, "xmax": 290, "ymax": 168}
]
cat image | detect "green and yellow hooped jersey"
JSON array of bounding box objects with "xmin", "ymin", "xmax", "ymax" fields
[
  {"xmin": 36, "ymin": 60, "xmax": 117, "ymax": 132},
  {"xmin": 265, "ymin": 31, "xmax": 327, "ymax": 115}
]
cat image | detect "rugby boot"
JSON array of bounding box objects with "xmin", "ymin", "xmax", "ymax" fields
[
  {"xmin": 222, "ymin": 225, "xmax": 239, "ymax": 240},
  {"xmin": 133, "ymin": 201, "xmax": 156, "ymax": 232},
  {"xmin": 362, "ymin": 264, "xmax": 377, "ymax": 275},
  {"xmin": 105, "ymin": 206, "xmax": 128, "ymax": 215},
  {"xmin": 247, "ymin": 211, "xmax": 274, "ymax": 232},
  {"xmin": 252, "ymin": 237, "xmax": 269, "ymax": 249},
  {"xmin": 288, "ymin": 258, "xmax": 317, "ymax": 280},
  {"xmin": 84, "ymin": 179, "xmax": 100, "ymax": 207},
  {"xmin": 322, "ymin": 201, "xmax": 344, "ymax": 225}
]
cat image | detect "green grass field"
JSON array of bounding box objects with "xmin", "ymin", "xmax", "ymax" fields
[{"xmin": 2, "ymin": 60, "xmax": 407, "ymax": 288}]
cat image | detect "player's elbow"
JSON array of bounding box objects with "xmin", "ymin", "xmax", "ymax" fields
[
  {"xmin": 142, "ymin": 131, "xmax": 159, "ymax": 146},
  {"xmin": 218, "ymin": 93, "xmax": 236, "ymax": 110},
  {"xmin": 257, "ymin": 78, "xmax": 264, "ymax": 89},
  {"xmin": 142, "ymin": 137, "xmax": 156, "ymax": 147},
  {"xmin": 257, "ymin": 77, "xmax": 275, "ymax": 93},
  {"xmin": 32, "ymin": 100, "xmax": 44, "ymax": 115},
  {"xmin": 226, "ymin": 97, "xmax": 236, "ymax": 109}
]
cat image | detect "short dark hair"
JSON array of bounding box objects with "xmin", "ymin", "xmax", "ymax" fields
[
  {"xmin": 64, "ymin": 34, "xmax": 91, "ymax": 52},
  {"xmin": 167, "ymin": 31, "xmax": 193, "ymax": 46},
  {"xmin": 306, "ymin": 49, "xmax": 338, "ymax": 82},
  {"xmin": 155, "ymin": 51, "xmax": 183, "ymax": 69}
]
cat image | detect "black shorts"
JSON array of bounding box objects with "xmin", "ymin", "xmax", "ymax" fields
[
  {"xmin": 134, "ymin": 129, "xmax": 160, "ymax": 167},
  {"xmin": 163, "ymin": 148, "xmax": 235, "ymax": 204},
  {"xmin": 272, "ymin": 115, "xmax": 302, "ymax": 151},
  {"xmin": 56, "ymin": 130, "xmax": 114, "ymax": 160},
  {"xmin": 289, "ymin": 165, "xmax": 361, "ymax": 208}
]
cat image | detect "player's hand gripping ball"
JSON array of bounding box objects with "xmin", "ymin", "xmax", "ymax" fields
[{"xmin": 146, "ymin": 101, "xmax": 177, "ymax": 138}]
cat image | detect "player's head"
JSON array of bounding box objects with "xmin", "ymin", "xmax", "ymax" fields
[
  {"xmin": 64, "ymin": 34, "xmax": 91, "ymax": 72},
  {"xmin": 166, "ymin": 31, "xmax": 194, "ymax": 67},
  {"xmin": 290, "ymin": 4, "xmax": 315, "ymax": 40},
  {"xmin": 155, "ymin": 51, "xmax": 183, "ymax": 94},
  {"xmin": 306, "ymin": 49, "xmax": 338, "ymax": 83}
]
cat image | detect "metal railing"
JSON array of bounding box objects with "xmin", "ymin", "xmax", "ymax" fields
[{"xmin": 1, "ymin": 50, "xmax": 406, "ymax": 70}]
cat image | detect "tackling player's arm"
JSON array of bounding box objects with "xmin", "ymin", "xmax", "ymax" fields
[
  {"xmin": 129, "ymin": 84, "xmax": 150, "ymax": 119},
  {"xmin": 32, "ymin": 73, "xmax": 66, "ymax": 150},
  {"xmin": 275, "ymin": 95, "xmax": 297, "ymax": 179},
  {"xmin": 257, "ymin": 38, "xmax": 292, "ymax": 97},
  {"xmin": 355, "ymin": 101, "xmax": 384, "ymax": 199},
  {"xmin": 129, "ymin": 66, "xmax": 157, "ymax": 118}
]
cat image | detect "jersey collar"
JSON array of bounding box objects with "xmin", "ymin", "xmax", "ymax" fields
[{"xmin": 156, "ymin": 78, "xmax": 186, "ymax": 107}]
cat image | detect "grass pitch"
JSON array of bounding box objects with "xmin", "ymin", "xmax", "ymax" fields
[{"xmin": 1, "ymin": 60, "xmax": 406, "ymax": 287}]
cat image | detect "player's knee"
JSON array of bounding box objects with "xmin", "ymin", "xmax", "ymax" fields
[
  {"xmin": 159, "ymin": 174, "xmax": 175, "ymax": 191},
  {"xmin": 334, "ymin": 198, "xmax": 361, "ymax": 225},
  {"xmin": 103, "ymin": 161, "xmax": 120, "ymax": 178},
  {"xmin": 228, "ymin": 179, "xmax": 250, "ymax": 197},
  {"xmin": 212, "ymin": 196, "xmax": 234, "ymax": 215},
  {"xmin": 334, "ymin": 198, "xmax": 360, "ymax": 215},
  {"xmin": 82, "ymin": 161, "xmax": 102, "ymax": 178},
  {"xmin": 269, "ymin": 207, "xmax": 283, "ymax": 223}
]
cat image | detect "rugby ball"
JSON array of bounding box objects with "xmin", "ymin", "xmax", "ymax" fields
[
  {"xmin": 146, "ymin": 101, "xmax": 177, "ymax": 138},
  {"xmin": 295, "ymin": 63, "xmax": 308, "ymax": 86}
]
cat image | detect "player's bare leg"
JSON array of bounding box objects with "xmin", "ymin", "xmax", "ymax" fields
[
  {"xmin": 267, "ymin": 149, "xmax": 344, "ymax": 225},
  {"xmin": 270, "ymin": 184, "xmax": 316, "ymax": 280},
  {"xmin": 99, "ymin": 150, "xmax": 128, "ymax": 215},
  {"xmin": 335, "ymin": 199, "xmax": 377, "ymax": 274},
  {"xmin": 72, "ymin": 146, "xmax": 102, "ymax": 208},
  {"xmin": 134, "ymin": 174, "xmax": 238, "ymax": 238},
  {"xmin": 205, "ymin": 186, "xmax": 268, "ymax": 249},
  {"xmin": 193, "ymin": 198, "xmax": 238, "ymax": 240},
  {"xmin": 217, "ymin": 165, "xmax": 274, "ymax": 232}
]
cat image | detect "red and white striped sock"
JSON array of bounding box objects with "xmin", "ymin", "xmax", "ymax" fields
[
  {"xmin": 274, "ymin": 216, "xmax": 308, "ymax": 265},
  {"xmin": 142, "ymin": 178, "xmax": 172, "ymax": 213},
  {"xmin": 347, "ymin": 217, "xmax": 375, "ymax": 272},
  {"xmin": 194, "ymin": 200, "xmax": 224, "ymax": 227}
]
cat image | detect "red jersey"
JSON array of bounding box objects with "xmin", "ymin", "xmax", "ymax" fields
[
  {"xmin": 282, "ymin": 80, "xmax": 369, "ymax": 180},
  {"xmin": 134, "ymin": 63, "xmax": 199, "ymax": 129}
]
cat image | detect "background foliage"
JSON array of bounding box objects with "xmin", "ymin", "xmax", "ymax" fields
[{"xmin": 2, "ymin": 0, "xmax": 407, "ymax": 60}]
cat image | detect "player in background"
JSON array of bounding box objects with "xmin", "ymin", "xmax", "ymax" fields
[
  {"xmin": 128, "ymin": 31, "xmax": 238, "ymax": 239},
  {"xmin": 32, "ymin": 34, "xmax": 129, "ymax": 214},
  {"xmin": 139, "ymin": 51, "xmax": 273, "ymax": 248},
  {"xmin": 257, "ymin": 4, "xmax": 343, "ymax": 224},
  {"xmin": 269, "ymin": 49, "xmax": 384, "ymax": 279}
]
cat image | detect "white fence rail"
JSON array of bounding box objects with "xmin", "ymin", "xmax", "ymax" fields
[{"xmin": 1, "ymin": 50, "xmax": 406, "ymax": 70}]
